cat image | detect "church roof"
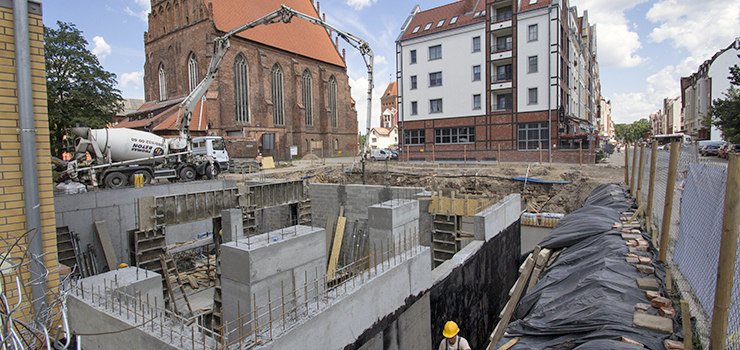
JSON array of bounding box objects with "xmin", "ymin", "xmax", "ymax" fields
[{"xmin": 208, "ymin": 0, "xmax": 345, "ymax": 68}]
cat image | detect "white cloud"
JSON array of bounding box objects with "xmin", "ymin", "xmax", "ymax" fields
[
  {"xmin": 569, "ymin": 0, "xmax": 649, "ymax": 67},
  {"xmin": 646, "ymin": 0, "xmax": 740, "ymax": 60},
  {"xmin": 119, "ymin": 70, "xmax": 144, "ymax": 89},
  {"xmin": 345, "ymin": 0, "xmax": 376, "ymax": 11},
  {"xmin": 374, "ymin": 55, "xmax": 388, "ymax": 65},
  {"xmin": 348, "ymin": 75, "xmax": 381, "ymax": 135},
  {"xmin": 90, "ymin": 36, "xmax": 111, "ymax": 61},
  {"xmin": 609, "ymin": 92, "xmax": 656, "ymax": 124},
  {"xmin": 125, "ymin": 0, "xmax": 151, "ymax": 22}
]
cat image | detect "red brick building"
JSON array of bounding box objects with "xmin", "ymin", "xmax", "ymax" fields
[{"xmin": 117, "ymin": 0, "xmax": 358, "ymax": 159}]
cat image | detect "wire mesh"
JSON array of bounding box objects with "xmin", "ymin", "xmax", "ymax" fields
[{"xmin": 634, "ymin": 143, "xmax": 736, "ymax": 349}]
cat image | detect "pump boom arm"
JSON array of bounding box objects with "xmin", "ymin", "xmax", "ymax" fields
[{"xmin": 174, "ymin": 5, "xmax": 374, "ymax": 155}]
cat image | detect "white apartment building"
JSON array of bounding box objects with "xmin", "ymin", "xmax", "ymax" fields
[{"xmin": 681, "ymin": 37, "xmax": 740, "ymax": 141}]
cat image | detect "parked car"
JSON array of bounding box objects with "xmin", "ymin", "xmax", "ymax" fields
[
  {"xmin": 370, "ymin": 149, "xmax": 390, "ymax": 161},
  {"xmin": 700, "ymin": 144, "xmax": 722, "ymax": 156},
  {"xmin": 718, "ymin": 143, "xmax": 733, "ymax": 158},
  {"xmin": 389, "ymin": 149, "xmax": 398, "ymax": 160}
]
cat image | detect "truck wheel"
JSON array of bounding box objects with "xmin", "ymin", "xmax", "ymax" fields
[
  {"xmin": 180, "ymin": 166, "xmax": 196, "ymax": 182},
  {"xmin": 129, "ymin": 170, "xmax": 152, "ymax": 185},
  {"xmin": 205, "ymin": 164, "xmax": 220, "ymax": 179},
  {"xmin": 104, "ymin": 172, "xmax": 127, "ymax": 188}
]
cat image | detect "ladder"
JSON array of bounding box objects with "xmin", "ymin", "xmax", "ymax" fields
[
  {"xmin": 432, "ymin": 214, "xmax": 459, "ymax": 268},
  {"xmin": 56, "ymin": 227, "xmax": 81, "ymax": 277},
  {"xmin": 211, "ymin": 237, "xmax": 223, "ymax": 334},
  {"xmin": 159, "ymin": 254, "xmax": 193, "ymax": 317}
]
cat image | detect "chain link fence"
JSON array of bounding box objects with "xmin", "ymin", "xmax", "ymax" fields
[{"xmin": 630, "ymin": 143, "xmax": 737, "ymax": 349}]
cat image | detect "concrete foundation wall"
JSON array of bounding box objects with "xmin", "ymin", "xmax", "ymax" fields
[
  {"xmin": 429, "ymin": 220, "xmax": 521, "ymax": 350},
  {"xmin": 310, "ymin": 184, "xmax": 427, "ymax": 261},
  {"xmin": 54, "ymin": 180, "xmax": 237, "ymax": 270},
  {"xmin": 256, "ymin": 247, "xmax": 432, "ymax": 350},
  {"xmin": 473, "ymin": 193, "xmax": 521, "ymax": 241},
  {"xmin": 220, "ymin": 225, "xmax": 326, "ymax": 340}
]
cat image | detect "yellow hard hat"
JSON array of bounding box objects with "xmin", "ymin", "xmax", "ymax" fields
[
  {"xmin": 443, "ymin": 321, "xmax": 459, "ymax": 338},
  {"xmin": 118, "ymin": 263, "xmax": 128, "ymax": 269}
]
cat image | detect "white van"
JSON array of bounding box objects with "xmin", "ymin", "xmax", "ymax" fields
[{"xmin": 370, "ymin": 149, "xmax": 390, "ymax": 161}]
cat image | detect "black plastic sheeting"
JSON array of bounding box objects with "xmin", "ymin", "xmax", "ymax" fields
[{"xmin": 496, "ymin": 183, "xmax": 684, "ymax": 350}]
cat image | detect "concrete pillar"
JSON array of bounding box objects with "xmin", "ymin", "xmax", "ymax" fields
[
  {"xmin": 367, "ymin": 199, "xmax": 420, "ymax": 253},
  {"xmin": 221, "ymin": 208, "xmax": 243, "ymax": 243}
]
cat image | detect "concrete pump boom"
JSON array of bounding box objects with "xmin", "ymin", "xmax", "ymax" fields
[{"xmin": 174, "ymin": 4, "xmax": 374, "ymax": 155}]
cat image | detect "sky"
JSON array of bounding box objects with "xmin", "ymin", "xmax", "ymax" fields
[{"xmin": 43, "ymin": 0, "xmax": 740, "ymax": 130}]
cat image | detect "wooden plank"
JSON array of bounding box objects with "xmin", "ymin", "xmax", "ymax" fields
[
  {"xmin": 138, "ymin": 196, "xmax": 156, "ymax": 231},
  {"xmin": 488, "ymin": 256, "xmax": 536, "ymax": 349},
  {"xmin": 627, "ymin": 201, "xmax": 647, "ymax": 224},
  {"xmin": 94, "ymin": 220, "xmax": 118, "ymax": 271},
  {"xmin": 326, "ymin": 217, "xmax": 347, "ymax": 281},
  {"xmin": 681, "ymin": 300, "xmax": 692, "ymax": 350},
  {"xmin": 325, "ymin": 216, "xmax": 336, "ymax": 263},
  {"xmin": 497, "ymin": 337, "xmax": 520, "ymax": 350}
]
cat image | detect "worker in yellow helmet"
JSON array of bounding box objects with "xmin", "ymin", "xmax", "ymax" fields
[
  {"xmin": 439, "ymin": 321, "xmax": 471, "ymax": 350},
  {"xmin": 118, "ymin": 263, "xmax": 128, "ymax": 269}
]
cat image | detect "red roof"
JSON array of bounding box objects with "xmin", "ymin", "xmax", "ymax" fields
[
  {"xmin": 519, "ymin": 0, "xmax": 553, "ymax": 13},
  {"xmin": 382, "ymin": 81, "xmax": 397, "ymax": 97},
  {"xmin": 114, "ymin": 98, "xmax": 208, "ymax": 132},
  {"xmin": 207, "ymin": 0, "xmax": 345, "ymax": 68},
  {"xmin": 400, "ymin": 0, "xmax": 486, "ymax": 41}
]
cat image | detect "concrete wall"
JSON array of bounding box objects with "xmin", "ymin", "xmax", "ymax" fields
[
  {"xmin": 473, "ymin": 193, "xmax": 521, "ymax": 241},
  {"xmin": 309, "ymin": 184, "xmax": 427, "ymax": 260},
  {"xmin": 54, "ymin": 179, "xmax": 237, "ymax": 271},
  {"xmin": 429, "ymin": 221, "xmax": 520, "ymax": 350},
  {"xmin": 255, "ymin": 247, "xmax": 432, "ymax": 350},
  {"xmin": 220, "ymin": 225, "xmax": 326, "ymax": 341},
  {"xmin": 368, "ymin": 199, "xmax": 419, "ymax": 249}
]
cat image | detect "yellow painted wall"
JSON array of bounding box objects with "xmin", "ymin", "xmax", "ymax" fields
[{"xmin": 0, "ymin": 3, "xmax": 59, "ymax": 322}]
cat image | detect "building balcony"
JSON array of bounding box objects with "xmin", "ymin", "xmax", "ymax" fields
[
  {"xmin": 490, "ymin": 19, "xmax": 512, "ymax": 31},
  {"xmin": 490, "ymin": 81, "xmax": 512, "ymax": 91},
  {"xmin": 491, "ymin": 103, "xmax": 513, "ymax": 112},
  {"xmin": 490, "ymin": 49, "xmax": 512, "ymax": 61}
]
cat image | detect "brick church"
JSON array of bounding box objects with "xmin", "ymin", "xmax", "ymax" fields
[{"xmin": 117, "ymin": 0, "xmax": 358, "ymax": 159}]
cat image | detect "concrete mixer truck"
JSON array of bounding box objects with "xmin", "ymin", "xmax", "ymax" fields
[{"xmin": 58, "ymin": 125, "xmax": 228, "ymax": 188}]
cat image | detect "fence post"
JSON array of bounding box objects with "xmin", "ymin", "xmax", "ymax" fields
[
  {"xmin": 636, "ymin": 143, "xmax": 646, "ymax": 205},
  {"xmin": 659, "ymin": 140, "xmax": 680, "ymax": 263},
  {"xmin": 647, "ymin": 141, "xmax": 658, "ymax": 241},
  {"xmin": 498, "ymin": 144, "xmax": 501, "ymax": 166},
  {"xmin": 710, "ymin": 153, "xmax": 740, "ymax": 350},
  {"xmin": 624, "ymin": 142, "xmax": 630, "ymax": 186},
  {"xmin": 579, "ymin": 140, "xmax": 583, "ymax": 165},
  {"xmin": 631, "ymin": 143, "xmax": 638, "ymax": 195},
  {"xmin": 432, "ymin": 144, "xmax": 435, "ymax": 164}
]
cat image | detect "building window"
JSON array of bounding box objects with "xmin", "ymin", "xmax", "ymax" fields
[
  {"xmin": 412, "ymin": 25, "xmax": 420, "ymax": 33},
  {"xmin": 188, "ymin": 53, "xmax": 198, "ymax": 92},
  {"xmin": 528, "ymin": 24, "xmax": 538, "ymax": 41},
  {"xmin": 473, "ymin": 65, "xmax": 481, "ymax": 81},
  {"xmin": 472, "ymin": 36, "xmax": 481, "ymax": 52},
  {"xmin": 158, "ymin": 64, "xmax": 167, "ymax": 101},
  {"xmin": 450, "ymin": 16, "xmax": 458, "ymax": 24},
  {"xmin": 496, "ymin": 6, "xmax": 512, "ymax": 21},
  {"xmin": 435, "ymin": 127, "xmax": 475, "ymax": 144},
  {"xmin": 518, "ymin": 122, "xmax": 549, "ymax": 150},
  {"xmin": 493, "ymin": 93, "xmax": 513, "ymax": 111},
  {"xmin": 429, "ymin": 45, "xmax": 442, "ymax": 60},
  {"xmin": 410, "ymin": 75, "xmax": 417, "ymax": 90},
  {"xmin": 329, "ymin": 76, "xmax": 338, "ymax": 128},
  {"xmin": 528, "ymin": 88, "xmax": 538, "ymax": 105},
  {"xmin": 411, "ymin": 101, "xmax": 418, "ymax": 115},
  {"xmin": 424, "ymin": 22, "xmax": 432, "ymax": 30},
  {"xmin": 302, "ymin": 69, "xmax": 313, "ymax": 126},
  {"xmin": 494, "ymin": 64, "xmax": 512, "ymax": 82},
  {"xmin": 234, "ymin": 54, "xmax": 250, "ymax": 123},
  {"xmin": 410, "ymin": 50, "xmax": 417, "ymax": 64},
  {"xmin": 473, "ymin": 94, "xmax": 481, "ymax": 110},
  {"xmin": 437, "ymin": 19, "xmax": 445, "ymax": 27},
  {"xmin": 271, "ymin": 64, "xmax": 284, "ymax": 125},
  {"xmin": 528, "ymin": 56, "xmax": 538, "ymax": 73},
  {"xmin": 429, "ymin": 72, "xmax": 442, "ymax": 87},
  {"xmin": 430, "ymin": 99, "xmax": 443, "ymax": 113},
  {"xmin": 404, "ymin": 129, "xmax": 425, "ymax": 145},
  {"xmin": 495, "ymin": 36, "xmax": 513, "ymax": 51}
]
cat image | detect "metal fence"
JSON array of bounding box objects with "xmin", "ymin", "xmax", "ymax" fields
[{"xmin": 630, "ymin": 143, "xmax": 737, "ymax": 349}]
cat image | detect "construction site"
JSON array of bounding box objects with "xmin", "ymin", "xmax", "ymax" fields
[{"xmin": 39, "ymin": 156, "xmax": 688, "ymax": 350}]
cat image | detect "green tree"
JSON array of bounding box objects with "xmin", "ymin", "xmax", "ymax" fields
[
  {"xmin": 614, "ymin": 118, "xmax": 651, "ymax": 143},
  {"xmin": 710, "ymin": 60, "xmax": 740, "ymax": 143},
  {"xmin": 45, "ymin": 21, "xmax": 122, "ymax": 157}
]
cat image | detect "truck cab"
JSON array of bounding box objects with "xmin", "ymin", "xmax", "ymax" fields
[{"xmin": 192, "ymin": 136, "xmax": 229, "ymax": 171}]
